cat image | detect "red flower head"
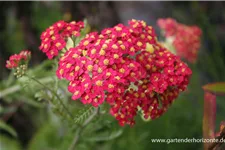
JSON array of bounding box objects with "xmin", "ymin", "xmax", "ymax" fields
[
  {"xmin": 157, "ymin": 18, "xmax": 178, "ymax": 37},
  {"xmin": 39, "ymin": 20, "xmax": 84, "ymax": 59},
  {"xmin": 57, "ymin": 19, "xmax": 192, "ymax": 126},
  {"xmin": 157, "ymin": 18, "xmax": 202, "ymax": 63},
  {"xmin": 6, "ymin": 50, "xmax": 31, "ymax": 78},
  {"xmin": 6, "ymin": 50, "xmax": 31, "ymax": 69}
]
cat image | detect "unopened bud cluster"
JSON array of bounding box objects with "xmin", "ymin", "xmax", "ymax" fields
[{"xmin": 13, "ymin": 64, "xmax": 27, "ymax": 78}]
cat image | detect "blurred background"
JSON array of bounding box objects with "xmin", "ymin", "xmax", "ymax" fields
[{"xmin": 0, "ymin": 1, "xmax": 225, "ymax": 150}]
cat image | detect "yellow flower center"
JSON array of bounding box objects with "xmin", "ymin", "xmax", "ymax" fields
[
  {"xmin": 73, "ymin": 54, "xmax": 79, "ymax": 58},
  {"xmin": 112, "ymin": 44, "xmax": 118, "ymax": 49},
  {"xmin": 115, "ymin": 26, "xmax": 122, "ymax": 31},
  {"xmin": 103, "ymin": 59, "xmax": 109, "ymax": 65},
  {"xmin": 147, "ymin": 36, "xmax": 152, "ymax": 40},
  {"xmin": 113, "ymin": 54, "xmax": 119, "ymax": 59},
  {"xmin": 106, "ymin": 72, "xmax": 111, "ymax": 77},
  {"xmin": 129, "ymin": 63, "xmax": 134, "ymax": 67},
  {"xmin": 141, "ymin": 34, "xmax": 145, "ymax": 39},
  {"xmin": 82, "ymin": 50, "xmax": 87, "ymax": 56},
  {"xmin": 108, "ymin": 84, "xmax": 114, "ymax": 88},
  {"xmin": 102, "ymin": 44, "xmax": 108, "ymax": 49},
  {"xmin": 91, "ymin": 49, "xmax": 96, "ymax": 54},
  {"xmin": 98, "ymin": 67, "xmax": 103, "ymax": 73},
  {"xmin": 83, "ymin": 40, "xmax": 89, "ymax": 46},
  {"xmin": 137, "ymin": 41, "xmax": 143, "ymax": 47},
  {"xmin": 145, "ymin": 64, "xmax": 151, "ymax": 69},
  {"xmin": 115, "ymin": 76, "xmax": 120, "ymax": 80},
  {"xmin": 119, "ymin": 68, "xmax": 125, "ymax": 73},
  {"xmin": 56, "ymin": 42, "xmax": 61, "ymax": 47},
  {"xmin": 49, "ymin": 30, "xmax": 54, "ymax": 35},
  {"xmin": 120, "ymin": 45, "xmax": 125, "ymax": 50},
  {"xmin": 75, "ymin": 66, "xmax": 80, "ymax": 71},
  {"xmin": 84, "ymin": 83, "xmax": 89, "ymax": 88},
  {"xmin": 44, "ymin": 44, "xmax": 48, "ymax": 49},
  {"xmin": 96, "ymin": 80, "xmax": 103, "ymax": 86},
  {"xmin": 51, "ymin": 36, "xmax": 55, "ymax": 40},
  {"xmin": 85, "ymin": 95, "xmax": 89, "ymax": 100},
  {"xmin": 121, "ymin": 33, "xmax": 126, "ymax": 37},
  {"xmin": 66, "ymin": 63, "xmax": 71, "ymax": 68},
  {"xmin": 74, "ymin": 91, "xmax": 79, "ymax": 95},
  {"xmin": 99, "ymin": 49, "xmax": 105, "ymax": 56},
  {"xmin": 87, "ymin": 65, "xmax": 93, "ymax": 71},
  {"xmin": 130, "ymin": 47, "xmax": 135, "ymax": 52},
  {"xmin": 59, "ymin": 69, "xmax": 64, "ymax": 75}
]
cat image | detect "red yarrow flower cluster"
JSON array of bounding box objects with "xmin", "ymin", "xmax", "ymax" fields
[
  {"xmin": 39, "ymin": 20, "xmax": 84, "ymax": 59},
  {"xmin": 57, "ymin": 19, "xmax": 192, "ymax": 126},
  {"xmin": 157, "ymin": 18, "xmax": 202, "ymax": 63},
  {"xmin": 6, "ymin": 50, "xmax": 31, "ymax": 69}
]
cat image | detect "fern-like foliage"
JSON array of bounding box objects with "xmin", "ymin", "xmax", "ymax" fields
[
  {"xmin": 83, "ymin": 129, "xmax": 123, "ymax": 142},
  {"xmin": 73, "ymin": 105, "xmax": 95, "ymax": 125},
  {"xmin": 19, "ymin": 76, "xmax": 33, "ymax": 90},
  {"xmin": 35, "ymin": 88, "xmax": 73, "ymax": 122}
]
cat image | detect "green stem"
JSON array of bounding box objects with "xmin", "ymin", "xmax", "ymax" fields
[
  {"xmin": 0, "ymin": 77, "xmax": 53, "ymax": 99},
  {"xmin": 68, "ymin": 108, "xmax": 98, "ymax": 150},
  {"xmin": 25, "ymin": 74, "xmax": 74, "ymax": 119}
]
